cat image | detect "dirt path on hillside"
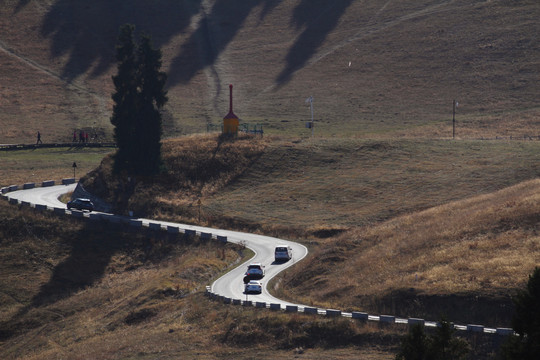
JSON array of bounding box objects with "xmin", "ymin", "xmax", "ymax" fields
[
  {"xmin": 184, "ymin": 0, "xmax": 225, "ymax": 118},
  {"xmin": 308, "ymin": 0, "xmax": 461, "ymax": 67},
  {"xmin": 256, "ymin": 0, "xmax": 462, "ymax": 96},
  {"xmin": 200, "ymin": 0, "xmax": 224, "ymax": 115},
  {"xmin": 0, "ymin": 38, "xmax": 108, "ymax": 118}
]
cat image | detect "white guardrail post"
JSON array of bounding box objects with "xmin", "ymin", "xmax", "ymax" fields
[
  {"xmin": 35, "ymin": 204, "xmax": 47, "ymax": 211},
  {"xmin": 408, "ymin": 318, "xmax": 425, "ymax": 326},
  {"xmin": 326, "ymin": 309, "xmax": 342, "ymax": 317},
  {"xmin": 23, "ymin": 183, "xmax": 35, "ymax": 189},
  {"xmin": 200, "ymin": 232, "xmax": 212, "ymax": 240},
  {"xmin": 379, "ymin": 315, "xmax": 396, "ymax": 324},
  {"xmin": 285, "ymin": 305, "xmax": 298, "ymax": 313},
  {"xmin": 41, "ymin": 180, "xmax": 55, "ymax": 187},
  {"xmin": 148, "ymin": 222, "xmax": 163, "ymax": 231}
]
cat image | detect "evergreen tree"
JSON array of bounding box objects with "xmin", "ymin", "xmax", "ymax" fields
[
  {"xmin": 134, "ymin": 34, "xmax": 168, "ymax": 175},
  {"xmin": 396, "ymin": 319, "xmax": 469, "ymax": 360},
  {"xmin": 426, "ymin": 319, "xmax": 469, "ymax": 360},
  {"xmin": 501, "ymin": 267, "xmax": 540, "ymax": 359},
  {"xmin": 396, "ymin": 324, "xmax": 428, "ymax": 360},
  {"xmin": 111, "ymin": 24, "xmax": 138, "ymax": 174},
  {"xmin": 110, "ymin": 24, "xmax": 168, "ymax": 176}
]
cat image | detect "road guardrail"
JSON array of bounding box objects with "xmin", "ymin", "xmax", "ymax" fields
[{"xmin": 1, "ymin": 181, "xmax": 513, "ymax": 337}]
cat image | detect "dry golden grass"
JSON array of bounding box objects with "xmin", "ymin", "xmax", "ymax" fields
[
  {"xmin": 3, "ymin": 0, "xmax": 538, "ymax": 357},
  {"xmin": 275, "ymin": 179, "xmax": 539, "ymax": 326},
  {"xmin": 0, "ymin": 147, "xmax": 113, "ymax": 188},
  {"xmin": 353, "ymin": 180, "xmax": 539, "ymax": 293},
  {"xmin": 79, "ymin": 133, "xmax": 267, "ymax": 219},
  {"xmin": 2, "ymin": 137, "xmax": 535, "ymax": 358},
  {"xmin": 0, "ymin": 201, "xmax": 403, "ymax": 360},
  {"xmin": 160, "ymin": 133, "xmax": 267, "ymax": 197},
  {"xmin": 0, "ymin": 201, "xmax": 264, "ymax": 359},
  {"xmin": 73, "ymin": 133, "xmax": 540, "ymax": 330},
  {"xmin": 107, "ymin": 135, "xmax": 539, "ymax": 242},
  {"xmin": 0, "ymin": 1, "xmax": 538, "ymax": 143}
]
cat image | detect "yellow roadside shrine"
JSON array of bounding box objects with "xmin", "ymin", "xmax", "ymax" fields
[{"xmin": 223, "ymin": 84, "xmax": 239, "ymax": 135}]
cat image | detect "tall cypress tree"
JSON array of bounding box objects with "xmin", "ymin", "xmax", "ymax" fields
[
  {"xmin": 111, "ymin": 24, "xmax": 138, "ymax": 174},
  {"xmin": 135, "ymin": 34, "xmax": 168, "ymax": 175},
  {"xmin": 110, "ymin": 24, "xmax": 167, "ymax": 176}
]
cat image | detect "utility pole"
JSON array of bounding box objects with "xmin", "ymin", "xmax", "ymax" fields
[
  {"xmin": 452, "ymin": 100, "xmax": 458, "ymax": 139},
  {"xmin": 306, "ymin": 96, "xmax": 314, "ymax": 137},
  {"xmin": 197, "ymin": 199, "xmax": 201, "ymax": 224}
]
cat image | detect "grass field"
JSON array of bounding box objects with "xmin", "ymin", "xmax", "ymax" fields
[
  {"xmin": 2, "ymin": 135, "xmax": 537, "ymax": 358},
  {"xmin": 274, "ymin": 178, "xmax": 539, "ymax": 326},
  {"xmin": 80, "ymin": 134, "xmax": 539, "ymax": 326},
  {"xmin": 203, "ymin": 136, "xmax": 540, "ymax": 231},
  {"xmin": 90, "ymin": 135, "xmax": 539, "ymax": 238},
  {"xmin": 0, "ymin": 147, "xmax": 113, "ymax": 187},
  {"xmin": 1, "ymin": 0, "xmax": 539, "ymax": 358},
  {"xmin": 0, "ymin": 1, "xmax": 538, "ymax": 143}
]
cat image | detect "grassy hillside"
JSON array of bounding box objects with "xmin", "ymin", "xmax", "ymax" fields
[
  {"xmin": 0, "ymin": 147, "xmax": 113, "ymax": 187},
  {"xmin": 0, "ymin": 201, "xmax": 267, "ymax": 359},
  {"xmin": 80, "ymin": 134, "xmax": 539, "ymax": 326},
  {"xmin": 1, "ymin": 0, "xmax": 539, "ymax": 357},
  {"xmin": 0, "ymin": 192, "xmax": 402, "ymax": 359},
  {"xmin": 80, "ymin": 134, "xmax": 540, "ymax": 235},
  {"xmin": 1, "ymin": 136, "xmax": 538, "ymax": 358},
  {"xmin": 274, "ymin": 179, "xmax": 540, "ymax": 327},
  {"xmin": 1, "ymin": 0, "xmax": 538, "ymax": 143}
]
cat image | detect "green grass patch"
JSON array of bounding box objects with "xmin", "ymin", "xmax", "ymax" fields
[{"xmin": 0, "ymin": 147, "xmax": 113, "ymax": 187}]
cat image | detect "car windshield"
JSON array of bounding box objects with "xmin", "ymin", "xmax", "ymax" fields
[
  {"xmin": 248, "ymin": 265, "xmax": 261, "ymax": 269},
  {"xmin": 275, "ymin": 247, "xmax": 288, "ymax": 252}
]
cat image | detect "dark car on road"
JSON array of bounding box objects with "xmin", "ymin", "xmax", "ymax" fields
[
  {"xmin": 245, "ymin": 263, "xmax": 265, "ymax": 280},
  {"xmin": 67, "ymin": 198, "xmax": 94, "ymax": 212}
]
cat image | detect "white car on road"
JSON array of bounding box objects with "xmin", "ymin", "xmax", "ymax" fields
[{"xmin": 244, "ymin": 280, "xmax": 263, "ymax": 294}]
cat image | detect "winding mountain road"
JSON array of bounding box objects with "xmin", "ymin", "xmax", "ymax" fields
[
  {"xmin": 3, "ymin": 183, "xmax": 516, "ymax": 335},
  {"xmin": 6, "ymin": 184, "xmax": 309, "ymax": 308}
]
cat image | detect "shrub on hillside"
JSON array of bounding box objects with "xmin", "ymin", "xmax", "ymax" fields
[
  {"xmin": 500, "ymin": 267, "xmax": 540, "ymax": 359},
  {"xmin": 396, "ymin": 319, "xmax": 469, "ymax": 360}
]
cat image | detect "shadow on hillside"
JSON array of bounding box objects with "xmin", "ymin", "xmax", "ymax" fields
[
  {"xmin": 276, "ymin": 0, "xmax": 354, "ymax": 85},
  {"xmin": 0, "ymin": 212, "xmax": 184, "ymax": 341},
  {"xmin": 20, "ymin": 0, "xmax": 281, "ymax": 84},
  {"xmin": 15, "ymin": 222, "xmax": 120, "ymax": 314},
  {"xmin": 18, "ymin": 0, "xmax": 354, "ymax": 87},
  {"xmin": 167, "ymin": 0, "xmax": 280, "ymax": 87},
  {"xmin": 2, "ymin": 220, "xmax": 167, "ymax": 339},
  {"xmin": 13, "ymin": 0, "xmax": 30, "ymax": 13},
  {"xmin": 35, "ymin": 0, "xmax": 201, "ymax": 81}
]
